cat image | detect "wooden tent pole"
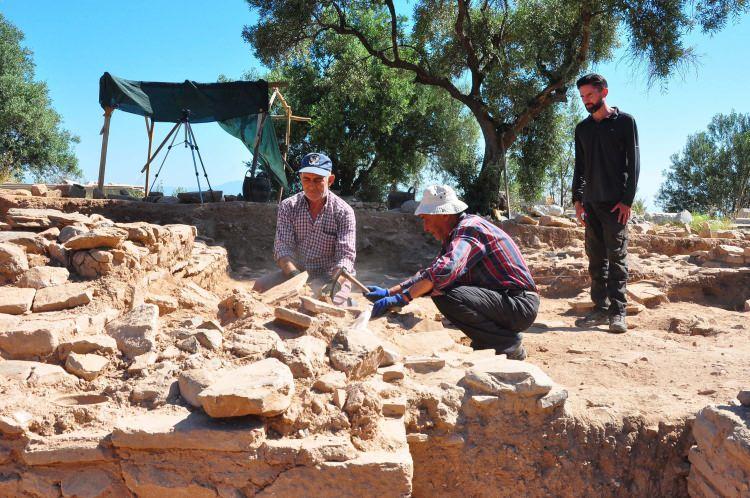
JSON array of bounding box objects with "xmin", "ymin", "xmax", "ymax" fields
[
  {"xmin": 143, "ymin": 117, "xmax": 155, "ymax": 196},
  {"xmin": 140, "ymin": 120, "xmax": 182, "ymax": 173},
  {"xmin": 95, "ymin": 107, "xmax": 114, "ymax": 199}
]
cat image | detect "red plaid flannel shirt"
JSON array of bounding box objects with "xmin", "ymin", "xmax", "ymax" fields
[{"xmin": 274, "ymin": 192, "xmax": 356, "ymax": 278}]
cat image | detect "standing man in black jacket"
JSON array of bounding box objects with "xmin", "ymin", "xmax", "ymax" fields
[{"xmin": 572, "ymin": 73, "xmax": 639, "ymax": 333}]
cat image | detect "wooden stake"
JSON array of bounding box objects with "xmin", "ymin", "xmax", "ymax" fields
[{"xmin": 95, "ymin": 107, "xmax": 114, "ymax": 199}]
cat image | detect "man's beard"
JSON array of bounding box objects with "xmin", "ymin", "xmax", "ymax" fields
[{"xmin": 586, "ymin": 99, "xmax": 604, "ymax": 114}]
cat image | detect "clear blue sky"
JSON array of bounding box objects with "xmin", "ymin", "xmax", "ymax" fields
[{"xmin": 2, "ymin": 0, "xmax": 749, "ymax": 208}]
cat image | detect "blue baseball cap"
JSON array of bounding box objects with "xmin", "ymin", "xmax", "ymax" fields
[{"xmin": 299, "ymin": 153, "xmax": 333, "ymax": 177}]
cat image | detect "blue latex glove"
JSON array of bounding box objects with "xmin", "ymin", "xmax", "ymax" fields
[
  {"xmin": 365, "ymin": 286, "xmax": 390, "ymax": 302},
  {"xmin": 372, "ymin": 294, "xmax": 406, "ymax": 317}
]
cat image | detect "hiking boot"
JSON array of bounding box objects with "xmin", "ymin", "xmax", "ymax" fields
[
  {"xmin": 504, "ymin": 344, "xmax": 527, "ymax": 361},
  {"xmin": 609, "ymin": 314, "xmax": 627, "ymax": 333},
  {"xmin": 574, "ymin": 307, "xmax": 609, "ymax": 327}
]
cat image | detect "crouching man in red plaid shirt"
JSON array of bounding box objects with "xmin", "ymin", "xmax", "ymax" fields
[
  {"xmin": 366, "ymin": 185, "xmax": 538, "ymax": 360},
  {"xmin": 254, "ymin": 152, "xmax": 356, "ymax": 305}
]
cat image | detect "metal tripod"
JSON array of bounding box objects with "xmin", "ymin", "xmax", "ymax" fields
[{"xmin": 147, "ymin": 111, "xmax": 214, "ymax": 203}]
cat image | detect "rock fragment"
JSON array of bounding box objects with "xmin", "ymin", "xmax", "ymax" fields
[
  {"xmin": 0, "ymin": 287, "xmax": 36, "ymax": 314},
  {"xmin": 17, "ymin": 266, "xmax": 69, "ymax": 289},
  {"xmin": 329, "ymin": 328, "xmax": 386, "ymax": 379},
  {"xmin": 105, "ymin": 304, "xmax": 159, "ymax": 359},
  {"xmin": 0, "ymin": 242, "xmax": 28, "ymax": 281},
  {"xmin": 197, "ymin": 358, "xmax": 294, "ymax": 417},
  {"xmin": 32, "ymin": 283, "xmax": 92, "ymax": 312},
  {"xmin": 65, "ymin": 352, "xmax": 109, "ymax": 380}
]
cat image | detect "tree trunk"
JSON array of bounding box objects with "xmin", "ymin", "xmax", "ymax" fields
[{"xmin": 469, "ymin": 130, "xmax": 507, "ymax": 215}]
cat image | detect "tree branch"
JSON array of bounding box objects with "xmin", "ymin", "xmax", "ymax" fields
[
  {"xmin": 456, "ymin": 0, "xmax": 484, "ymax": 96},
  {"xmin": 384, "ymin": 0, "xmax": 400, "ymax": 61},
  {"xmin": 316, "ymin": 1, "xmax": 471, "ymax": 107},
  {"xmin": 504, "ymin": 7, "xmax": 593, "ymax": 148}
]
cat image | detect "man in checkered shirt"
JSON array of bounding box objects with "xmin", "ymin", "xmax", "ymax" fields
[{"xmin": 256, "ymin": 152, "xmax": 356, "ymax": 305}]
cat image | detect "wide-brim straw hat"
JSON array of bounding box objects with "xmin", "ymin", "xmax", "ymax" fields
[{"xmin": 414, "ymin": 185, "xmax": 468, "ymax": 215}]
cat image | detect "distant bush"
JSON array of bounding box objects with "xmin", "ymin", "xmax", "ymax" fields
[{"xmin": 689, "ymin": 213, "xmax": 733, "ymax": 232}]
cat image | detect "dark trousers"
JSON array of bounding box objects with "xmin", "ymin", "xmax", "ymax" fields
[
  {"xmin": 432, "ymin": 286, "xmax": 539, "ymax": 354},
  {"xmin": 584, "ymin": 201, "xmax": 628, "ymax": 316}
]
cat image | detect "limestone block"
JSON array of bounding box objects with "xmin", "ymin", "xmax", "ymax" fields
[
  {"xmin": 127, "ymin": 352, "xmax": 158, "ymax": 375},
  {"xmin": 30, "ymin": 184, "xmax": 47, "ymax": 196},
  {"xmin": 0, "ymin": 319, "xmax": 71, "ymax": 358},
  {"xmin": 380, "ymin": 364, "xmax": 405, "ymax": 382},
  {"xmin": 195, "ymin": 329, "xmax": 223, "ymax": 351},
  {"xmin": 32, "ymin": 283, "xmax": 92, "ymax": 312},
  {"xmin": 130, "ymin": 367, "xmax": 179, "ymax": 408},
  {"xmin": 0, "ymin": 241, "xmax": 28, "ymax": 281},
  {"xmin": 298, "ymin": 435, "xmax": 358, "ymax": 465},
  {"xmin": 329, "ymin": 328, "xmax": 386, "ymax": 379},
  {"xmin": 0, "ymin": 231, "xmax": 48, "ymax": 254},
  {"xmin": 60, "ymin": 469, "xmax": 129, "ymax": 498},
  {"xmin": 229, "ymin": 329, "xmax": 284, "ymax": 360},
  {"xmin": 626, "ymin": 282, "xmax": 668, "ymax": 308},
  {"xmin": 58, "ymin": 225, "xmax": 86, "ymax": 243},
  {"xmin": 145, "ymin": 293, "xmax": 178, "ymax": 315},
  {"xmin": 197, "ymin": 358, "xmax": 295, "ymax": 417},
  {"xmin": 63, "ymin": 226, "xmax": 128, "ymax": 250},
  {"xmin": 313, "ymin": 371, "xmax": 347, "ymax": 393},
  {"xmin": 462, "ymin": 356, "xmax": 555, "ymax": 397},
  {"xmin": 5, "ymin": 208, "xmax": 91, "ymax": 229},
  {"xmin": 18, "ymin": 266, "xmax": 69, "ymax": 289},
  {"xmin": 404, "ymin": 356, "xmax": 446, "ymax": 373},
  {"xmin": 0, "ymin": 360, "xmax": 74, "ymax": 385},
  {"xmin": 539, "ymin": 215, "xmax": 577, "ymax": 228},
  {"xmin": 300, "ymin": 296, "xmax": 347, "ymax": 317},
  {"xmin": 57, "ymin": 335, "xmax": 118, "ymax": 360},
  {"xmin": 274, "ymin": 306, "xmax": 314, "ymax": 329},
  {"xmin": 65, "ymin": 352, "xmax": 109, "ymax": 380},
  {"xmin": 105, "ymin": 303, "xmax": 159, "ymax": 359},
  {"xmin": 259, "ymin": 270, "xmax": 309, "ymax": 304},
  {"xmin": 514, "ymin": 214, "xmax": 538, "ymax": 225},
  {"xmin": 178, "ymin": 368, "xmax": 219, "ymax": 408},
  {"xmin": 269, "ymin": 335, "xmax": 327, "ymax": 379},
  {"xmin": 111, "ymin": 406, "xmax": 266, "ymax": 451},
  {"xmin": 0, "ymin": 287, "xmax": 36, "ymax": 314},
  {"xmin": 382, "ymin": 399, "xmax": 407, "ymax": 417}
]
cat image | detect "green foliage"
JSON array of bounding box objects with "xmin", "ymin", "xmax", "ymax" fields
[
  {"xmin": 689, "ymin": 213, "xmax": 733, "ymax": 232},
  {"xmin": 172, "ymin": 186, "xmax": 188, "ymax": 195},
  {"xmin": 244, "ymin": 0, "xmax": 748, "ymax": 213},
  {"xmin": 262, "ymin": 30, "xmax": 479, "ymax": 201},
  {"xmin": 0, "ymin": 14, "xmax": 80, "ymax": 182},
  {"xmin": 631, "ymin": 197, "xmax": 647, "ymax": 215},
  {"xmin": 657, "ymin": 111, "xmax": 750, "ymax": 216}
]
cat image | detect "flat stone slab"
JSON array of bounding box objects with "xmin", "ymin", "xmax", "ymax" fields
[
  {"xmin": 392, "ymin": 330, "xmax": 457, "ymax": 355},
  {"xmin": 32, "ymin": 283, "xmax": 92, "ymax": 312},
  {"xmin": 626, "ymin": 282, "xmax": 668, "ymax": 308},
  {"xmin": 18, "ymin": 266, "xmax": 69, "ymax": 289},
  {"xmin": 65, "ymin": 352, "xmax": 109, "ymax": 380},
  {"xmin": 111, "ymin": 407, "xmax": 266, "ymax": 451},
  {"xmin": 274, "ymin": 306, "xmax": 314, "ymax": 329},
  {"xmin": 198, "ymin": 358, "xmax": 295, "ymax": 418},
  {"xmin": 0, "ymin": 360, "xmax": 75, "ymax": 385},
  {"xmin": 462, "ymin": 357, "xmax": 555, "ymax": 398},
  {"xmin": 0, "ymin": 287, "xmax": 36, "ymax": 314},
  {"xmin": 57, "ymin": 335, "xmax": 118, "ymax": 360},
  {"xmin": 404, "ymin": 356, "xmax": 446, "ymax": 373},
  {"xmin": 63, "ymin": 227, "xmax": 127, "ymax": 250},
  {"xmin": 259, "ymin": 270, "xmax": 309, "ymax": 304},
  {"xmin": 0, "ymin": 318, "xmax": 73, "ymax": 358},
  {"xmin": 300, "ymin": 296, "xmax": 347, "ymax": 317},
  {"xmin": 21, "ymin": 432, "xmax": 112, "ymax": 465}
]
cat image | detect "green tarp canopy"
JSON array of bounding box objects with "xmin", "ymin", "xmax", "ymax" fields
[{"xmin": 98, "ymin": 72, "xmax": 287, "ymax": 188}]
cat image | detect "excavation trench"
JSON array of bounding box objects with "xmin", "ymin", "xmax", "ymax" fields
[{"xmin": 1, "ymin": 196, "xmax": 749, "ymax": 497}]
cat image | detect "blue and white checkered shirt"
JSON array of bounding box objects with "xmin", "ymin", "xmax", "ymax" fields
[{"xmin": 273, "ymin": 192, "xmax": 356, "ymax": 278}]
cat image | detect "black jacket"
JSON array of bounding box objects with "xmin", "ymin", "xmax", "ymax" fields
[{"xmin": 572, "ymin": 107, "xmax": 640, "ymax": 206}]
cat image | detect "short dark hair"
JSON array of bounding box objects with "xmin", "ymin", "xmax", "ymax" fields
[{"xmin": 576, "ymin": 73, "xmax": 608, "ymax": 90}]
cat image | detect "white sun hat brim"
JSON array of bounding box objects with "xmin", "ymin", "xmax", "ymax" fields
[{"xmin": 414, "ymin": 185, "xmax": 468, "ymax": 215}]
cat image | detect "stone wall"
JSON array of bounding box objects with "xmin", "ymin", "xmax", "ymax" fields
[{"xmin": 688, "ymin": 403, "xmax": 750, "ymax": 497}]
